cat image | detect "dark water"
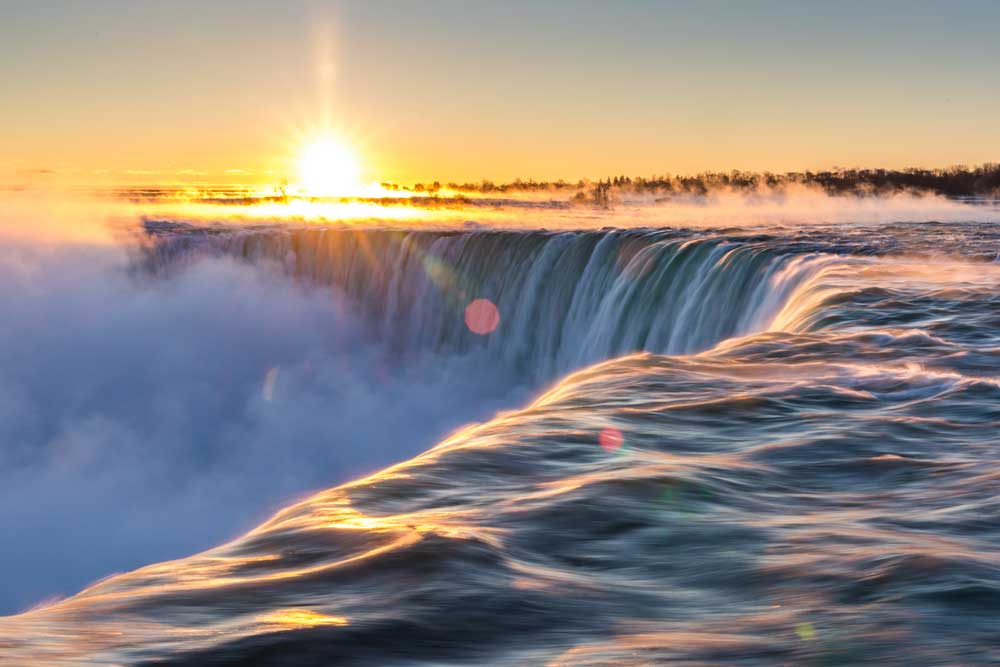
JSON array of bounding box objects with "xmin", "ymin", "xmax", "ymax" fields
[{"xmin": 2, "ymin": 221, "xmax": 998, "ymax": 665}]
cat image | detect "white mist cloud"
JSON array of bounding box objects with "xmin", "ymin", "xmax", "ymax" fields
[
  {"xmin": 598, "ymin": 184, "xmax": 1000, "ymax": 227},
  {"xmin": 0, "ymin": 241, "xmax": 526, "ymax": 614}
]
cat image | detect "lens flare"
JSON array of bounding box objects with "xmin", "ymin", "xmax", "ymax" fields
[
  {"xmin": 464, "ymin": 298, "xmax": 500, "ymax": 335},
  {"xmin": 262, "ymin": 367, "xmax": 279, "ymax": 402},
  {"xmin": 795, "ymin": 622, "xmax": 817, "ymax": 641},
  {"xmin": 598, "ymin": 427, "xmax": 623, "ymax": 452}
]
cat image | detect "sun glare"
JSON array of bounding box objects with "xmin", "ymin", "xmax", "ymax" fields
[{"xmin": 297, "ymin": 138, "xmax": 361, "ymax": 197}]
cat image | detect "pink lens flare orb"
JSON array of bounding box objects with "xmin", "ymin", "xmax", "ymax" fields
[
  {"xmin": 464, "ymin": 298, "xmax": 500, "ymax": 335},
  {"xmin": 599, "ymin": 427, "xmax": 623, "ymax": 452}
]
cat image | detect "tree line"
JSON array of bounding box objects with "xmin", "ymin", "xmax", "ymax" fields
[{"xmin": 398, "ymin": 164, "xmax": 1000, "ymax": 201}]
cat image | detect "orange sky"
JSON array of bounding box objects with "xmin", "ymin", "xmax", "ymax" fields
[{"xmin": 3, "ymin": 1, "xmax": 999, "ymax": 188}]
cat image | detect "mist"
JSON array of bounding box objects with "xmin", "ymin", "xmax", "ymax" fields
[
  {"xmin": 0, "ymin": 238, "xmax": 526, "ymax": 614},
  {"xmin": 112, "ymin": 184, "xmax": 1000, "ymax": 231}
]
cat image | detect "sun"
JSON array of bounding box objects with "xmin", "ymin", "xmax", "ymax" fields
[{"xmin": 297, "ymin": 138, "xmax": 361, "ymax": 197}]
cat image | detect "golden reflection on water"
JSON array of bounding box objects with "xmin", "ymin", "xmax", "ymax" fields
[
  {"xmin": 156, "ymin": 198, "xmax": 436, "ymax": 224},
  {"xmin": 256, "ymin": 609, "xmax": 348, "ymax": 629}
]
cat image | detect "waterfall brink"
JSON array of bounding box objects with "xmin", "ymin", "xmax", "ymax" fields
[{"xmin": 140, "ymin": 225, "xmax": 849, "ymax": 379}]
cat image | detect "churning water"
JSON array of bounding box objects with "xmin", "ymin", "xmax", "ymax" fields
[{"xmin": 1, "ymin": 219, "xmax": 998, "ymax": 665}]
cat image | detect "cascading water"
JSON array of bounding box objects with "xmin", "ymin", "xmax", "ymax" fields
[{"xmin": 138, "ymin": 225, "xmax": 853, "ymax": 379}]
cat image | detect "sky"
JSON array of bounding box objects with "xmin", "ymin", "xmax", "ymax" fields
[{"xmin": 2, "ymin": 0, "xmax": 999, "ymax": 186}]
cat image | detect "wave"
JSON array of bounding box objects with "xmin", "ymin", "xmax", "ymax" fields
[{"xmin": 3, "ymin": 338, "xmax": 997, "ymax": 665}]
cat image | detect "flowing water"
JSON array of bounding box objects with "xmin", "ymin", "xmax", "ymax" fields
[{"xmin": 1, "ymin": 219, "xmax": 998, "ymax": 665}]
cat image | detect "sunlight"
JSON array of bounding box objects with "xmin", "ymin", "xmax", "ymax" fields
[
  {"xmin": 297, "ymin": 137, "xmax": 361, "ymax": 197},
  {"xmin": 257, "ymin": 609, "xmax": 349, "ymax": 629}
]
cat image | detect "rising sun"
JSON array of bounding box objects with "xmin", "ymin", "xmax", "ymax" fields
[{"xmin": 297, "ymin": 138, "xmax": 361, "ymax": 197}]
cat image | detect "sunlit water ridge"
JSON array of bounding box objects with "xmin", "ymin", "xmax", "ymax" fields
[{"xmin": 2, "ymin": 221, "xmax": 998, "ymax": 665}]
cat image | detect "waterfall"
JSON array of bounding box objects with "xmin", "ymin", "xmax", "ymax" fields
[{"xmin": 139, "ymin": 225, "xmax": 847, "ymax": 379}]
